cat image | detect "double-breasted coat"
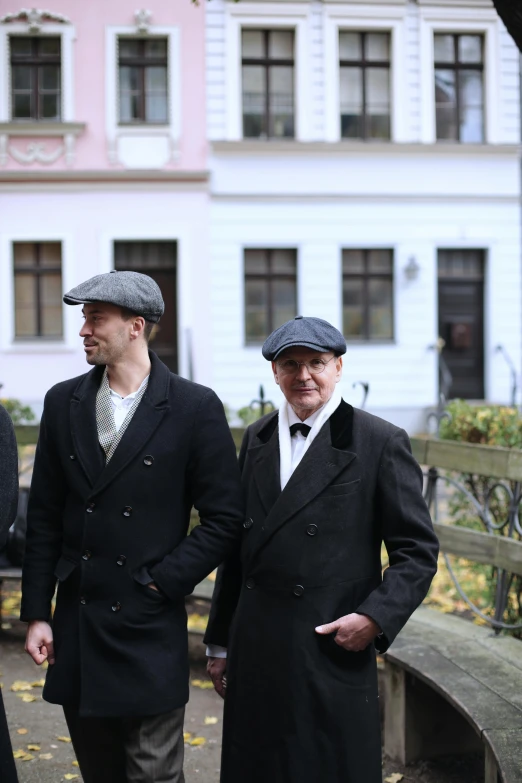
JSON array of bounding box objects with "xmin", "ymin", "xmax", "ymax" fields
[
  {"xmin": 0, "ymin": 404, "xmax": 19, "ymax": 783},
  {"xmin": 21, "ymin": 352, "xmax": 244, "ymax": 717},
  {"xmin": 204, "ymin": 400, "xmax": 439, "ymax": 783}
]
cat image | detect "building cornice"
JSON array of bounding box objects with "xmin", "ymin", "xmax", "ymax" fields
[
  {"xmin": 0, "ymin": 122, "xmax": 86, "ymax": 137},
  {"xmin": 0, "ymin": 169, "xmax": 209, "ymax": 183},
  {"xmin": 211, "ymin": 141, "xmax": 521, "ymax": 156},
  {"xmin": 211, "ymin": 193, "xmax": 520, "ymax": 204}
]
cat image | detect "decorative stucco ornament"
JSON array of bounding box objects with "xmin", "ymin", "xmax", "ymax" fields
[
  {"xmin": 135, "ymin": 9, "xmax": 152, "ymax": 34},
  {"xmin": 0, "ymin": 8, "xmax": 70, "ymax": 32}
]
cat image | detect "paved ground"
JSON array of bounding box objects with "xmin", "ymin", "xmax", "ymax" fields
[{"xmin": 1, "ymin": 621, "xmax": 484, "ymax": 783}]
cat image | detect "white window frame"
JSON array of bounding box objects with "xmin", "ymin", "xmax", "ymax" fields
[
  {"xmin": 0, "ymin": 22, "xmax": 76, "ymax": 122},
  {"xmin": 324, "ymin": 5, "xmax": 407, "ymax": 143},
  {"xmin": 0, "ymin": 232, "xmax": 76, "ymax": 353},
  {"xmin": 224, "ymin": 2, "xmax": 312, "ymax": 142},
  {"xmin": 105, "ymin": 25, "xmax": 181, "ymax": 163},
  {"xmin": 419, "ymin": 6, "xmax": 500, "ymax": 144}
]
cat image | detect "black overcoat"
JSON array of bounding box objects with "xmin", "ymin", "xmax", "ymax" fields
[
  {"xmin": 21, "ymin": 352, "xmax": 244, "ymax": 717},
  {"xmin": 204, "ymin": 401, "xmax": 439, "ymax": 783},
  {"xmin": 0, "ymin": 404, "xmax": 19, "ymax": 783}
]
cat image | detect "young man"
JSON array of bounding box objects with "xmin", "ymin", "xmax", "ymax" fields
[
  {"xmin": 205, "ymin": 315, "xmax": 439, "ymax": 783},
  {"xmin": 21, "ymin": 271, "xmax": 244, "ymax": 783}
]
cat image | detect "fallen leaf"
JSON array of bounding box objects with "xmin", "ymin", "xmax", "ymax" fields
[
  {"xmin": 384, "ymin": 775, "xmax": 404, "ymax": 783},
  {"xmin": 189, "ymin": 737, "xmax": 206, "ymax": 746},
  {"xmin": 13, "ymin": 749, "xmax": 27, "ymax": 759},
  {"xmin": 17, "ymin": 693, "xmax": 37, "ymax": 703},
  {"xmin": 64, "ymin": 776, "xmax": 79, "ymax": 781},
  {"xmin": 39, "ymin": 753, "xmax": 53, "ymax": 760},
  {"xmin": 190, "ymin": 679, "xmax": 213, "ymax": 689},
  {"xmin": 183, "ymin": 732, "xmax": 192, "ymax": 742},
  {"xmin": 50, "ymin": 744, "xmax": 58, "ymax": 749},
  {"xmin": 11, "ymin": 680, "xmax": 33, "ymax": 692},
  {"xmin": 27, "ymin": 744, "xmax": 41, "ymax": 751},
  {"xmin": 17, "ymin": 729, "xmax": 28, "ymax": 735},
  {"xmin": 31, "ymin": 679, "xmax": 45, "ymax": 688},
  {"xmin": 72, "ymin": 760, "xmax": 79, "ymax": 767},
  {"xmin": 204, "ymin": 716, "xmax": 218, "ymax": 725},
  {"xmin": 1, "ymin": 623, "xmax": 12, "ymax": 630},
  {"xmin": 57, "ymin": 736, "xmax": 72, "ymax": 743}
]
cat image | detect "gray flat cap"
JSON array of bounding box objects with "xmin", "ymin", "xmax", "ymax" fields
[
  {"xmin": 262, "ymin": 316, "xmax": 346, "ymax": 361},
  {"xmin": 63, "ymin": 271, "xmax": 164, "ymax": 323}
]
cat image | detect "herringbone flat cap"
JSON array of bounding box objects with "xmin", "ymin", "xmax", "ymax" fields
[
  {"xmin": 262, "ymin": 316, "xmax": 346, "ymax": 360},
  {"xmin": 63, "ymin": 271, "xmax": 164, "ymax": 323}
]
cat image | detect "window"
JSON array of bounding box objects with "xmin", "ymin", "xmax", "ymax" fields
[
  {"xmin": 434, "ymin": 34, "xmax": 484, "ymax": 143},
  {"xmin": 343, "ymin": 249, "xmax": 393, "ymax": 340},
  {"xmin": 10, "ymin": 36, "xmax": 61, "ymax": 121},
  {"xmin": 13, "ymin": 242, "xmax": 63, "ymax": 339},
  {"xmin": 241, "ymin": 29, "xmax": 295, "ymax": 139},
  {"xmin": 118, "ymin": 38, "xmax": 168, "ymax": 124},
  {"xmin": 244, "ymin": 249, "xmax": 297, "ymax": 343},
  {"xmin": 339, "ymin": 32, "xmax": 391, "ymax": 140}
]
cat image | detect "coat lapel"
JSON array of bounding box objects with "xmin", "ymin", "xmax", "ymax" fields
[
  {"xmin": 70, "ymin": 366, "xmax": 105, "ymax": 487},
  {"xmin": 248, "ymin": 400, "xmax": 357, "ymax": 559},
  {"xmin": 91, "ymin": 351, "xmax": 170, "ymax": 497},
  {"xmin": 248, "ymin": 414, "xmax": 280, "ymax": 515}
]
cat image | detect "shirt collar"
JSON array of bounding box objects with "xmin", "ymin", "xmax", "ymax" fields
[
  {"xmin": 109, "ymin": 374, "xmax": 149, "ymax": 402},
  {"xmin": 287, "ymin": 404, "xmax": 324, "ymax": 429}
]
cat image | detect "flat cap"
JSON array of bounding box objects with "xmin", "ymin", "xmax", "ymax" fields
[
  {"xmin": 262, "ymin": 316, "xmax": 346, "ymax": 361},
  {"xmin": 63, "ymin": 271, "xmax": 164, "ymax": 323}
]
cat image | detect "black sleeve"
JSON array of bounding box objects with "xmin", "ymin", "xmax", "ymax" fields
[
  {"xmin": 0, "ymin": 405, "xmax": 19, "ymax": 549},
  {"xmin": 356, "ymin": 428, "xmax": 439, "ymax": 651},
  {"xmin": 203, "ymin": 427, "xmax": 251, "ymax": 648},
  {"xmin": 20, "ymin": 394, "xmax": 67, "ymax": 622},
  {"xmin": 150, "ymin": 390, "xmax": 245, "ymax": 601}
]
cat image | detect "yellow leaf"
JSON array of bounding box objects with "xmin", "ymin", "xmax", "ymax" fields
[
  {"xmin": 385, "ymin": 775, "xmax": 404, "ymax": 783},
  {"xmin": 16, "ymin": 729, "xmax": 28, "ymax": 735},
  {"xmin": 27, "ymin": 744, "xmax": 41, "ymax": 751},
  {"xmin": 13, "ymin": 749, "xmax": 27, "ymax": 759},
  {"xmin": 39, "ymin": 753, "xmax": 53, "ymax": 760},
  {"xmin": 21, "ymin": 753, "xmax": 34, "ymax": 761},
  {"xmin": 17, "ymin": 693, "xmax": 37, "ymax": 703},
  {"xmin": 64, "ymin": 776, "xmax": 79, "ymax": 780},
  {"xmin": 191, "ymin": 679, "xmax": 213, "ymax": 689},
  {"xmin": 204, "ymin": 716, "xmax": 218, "ymax": 725},
  {"xmin": 183, "ymin": 732, "xmax": 192, "ymax": 742},
  {"xmin": 11, "ymin": 680, "xmax": 33, "ymax": 692},
  {"xmin": 189, "ymin": 737, "xmax": 206, "ymax": 746},
  {"xmin": 31, "ymin": 679, "xmax": 45, "ymax": 688},
  {"xmin": 57, "ymin": 736, "xmax": 72, "ymax": 743},
  {"xmin": 72, "ymin": 760, "xmax": 79, "ymax": 767}
]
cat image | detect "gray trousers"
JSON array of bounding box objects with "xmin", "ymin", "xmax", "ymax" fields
[{"xmin": 64, "ymin": 705, "xmax": 185, "ymax": 783}]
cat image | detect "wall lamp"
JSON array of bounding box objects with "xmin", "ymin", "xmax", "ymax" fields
[{"xmin": 404, "ymin": 256, "xmax": 420, "ymax": 281}]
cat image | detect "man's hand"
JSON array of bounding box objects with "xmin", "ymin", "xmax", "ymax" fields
[
  {"xmin": 147, "ymin": 582, "xmax": 159, "ymax": 592},
  {"xmin": 207, "ymin": 656, "xmax": 227, "ymax": 699},
  {"xmin": 315, "ymin": 613, "xmax": 381, "ymax": 652},
  {"xmin": 25, "ymin": 620, "xmax": 55, "ymax": 666}
]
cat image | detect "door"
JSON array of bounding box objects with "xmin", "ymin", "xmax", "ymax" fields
[
  {"xmin": 114, "ymin": 241, "xmax": 178, "ymax": 372},
  {"xmin": 438, "ymin": 249, "xmax": 484, "ymax": 399}
]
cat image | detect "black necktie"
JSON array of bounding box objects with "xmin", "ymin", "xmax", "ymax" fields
[{"xmin": 289, "ymin": 423, "xmax": 311, "ymax": 438}]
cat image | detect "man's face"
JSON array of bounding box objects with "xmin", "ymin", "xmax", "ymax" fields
[
  {"xmin": 79, "ymin": 303, "xmax": 134, "ymax": 366},
  {"xmin": 272, "ymin": 346, "xmax": 343, "ymax": 418}
]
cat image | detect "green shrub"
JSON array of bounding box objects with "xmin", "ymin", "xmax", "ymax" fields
[
  {"xmin": 0, "ymin": 398, "xmax": 36, "ymax": 426},
  {"xmin": 440, "ymin": 399, "xmax": 522, "ymax": 448},
  {"xmin": 237, "ymin": 403, "xmax": 275, "ymax": 427}
]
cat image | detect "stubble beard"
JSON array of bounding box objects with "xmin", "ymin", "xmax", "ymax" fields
[{"xmin": 85, "ymin": 333, "xmax": 127, "ymax": 367}]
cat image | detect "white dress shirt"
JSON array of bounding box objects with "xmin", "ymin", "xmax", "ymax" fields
[
  {"xmin": 206, "ymin": 405, "xmax": 325, "ymax": 660},
  {"xmin": 109, "ymin": 375, "xmax": 149, "ymax": 432}
]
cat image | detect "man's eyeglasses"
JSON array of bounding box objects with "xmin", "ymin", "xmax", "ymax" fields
[{"xmin": 275, "ymin": 356, "xmax": 336, "ymax": 376}]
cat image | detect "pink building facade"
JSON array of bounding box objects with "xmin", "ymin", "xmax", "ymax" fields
[{"xmin": 0, "ymin": 1, "xmax": 210, "ymax": 410}]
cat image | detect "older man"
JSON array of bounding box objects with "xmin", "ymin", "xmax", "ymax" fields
[
  {"xmin": 205, "ymin": 315, "xmax": 439, "ymax": 783},
  {"xmin": 21, "ymin": 271, "xmax": 244, "ymax": 783}
]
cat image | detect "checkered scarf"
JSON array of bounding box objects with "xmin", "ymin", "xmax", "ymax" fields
[{"xmin": 96, "ymin": 368, "xmax": 148, "ymax": 463}]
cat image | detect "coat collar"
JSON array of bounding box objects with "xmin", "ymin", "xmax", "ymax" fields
[
  {"xmin": 70, "ymin": 351, "xmax": 170, "ymax": 492},
  {"xmin": 246, "ymin": 399, "xmax": 357, "ymax": 559}
]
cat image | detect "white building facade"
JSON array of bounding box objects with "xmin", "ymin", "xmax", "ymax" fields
[{"xmin": 206, "ymin": 0, "xmax": 521, "ymax": 432}]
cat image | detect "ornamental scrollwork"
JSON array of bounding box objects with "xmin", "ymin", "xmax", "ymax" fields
[{"xmin": 0, "ymin": 8, "xmax": 70, "ymax": 32}]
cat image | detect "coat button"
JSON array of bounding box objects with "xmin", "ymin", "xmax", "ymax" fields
[
  {"xmin": 143, "ymin": 455, "xmax": 154, "ymax": 466},
  {"xmin": 82, "ymin": 550, "xmax": 92, "ymax": 561},
  {"xmin": 80, "ymin": 597, "xmax": 87, "ymax": 605},
  {"xmin": 122, "ymin": 506, "xmax": 132, "ymax": 517},
  {"xmin": 112, "ymin": 602, "xmax": 122, "ymax": 612},
  {"xmin": 293, "ymin": 585, "xmax": 304, "ymax": 597},
  {"xmin": 116, "ymin": 555, "xmax": 127, "ymax": 566},
  {"xmin": 246, "ymin": 577, "xmax": 255, "ymax": 589},
  {"xmin": 306, "ymin": 524, "xmax": 318, "ymax": 536},
  {"xmin": 69, "ymin": 455, "xmax": 76, "ymax": 460},
  {"xmin": 243, "ymin": 518, "xmax": 254, "ymax": 529},
  {"xmin": 86, "ymin": 503, "xmax": 95, "ymax": 513}
]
